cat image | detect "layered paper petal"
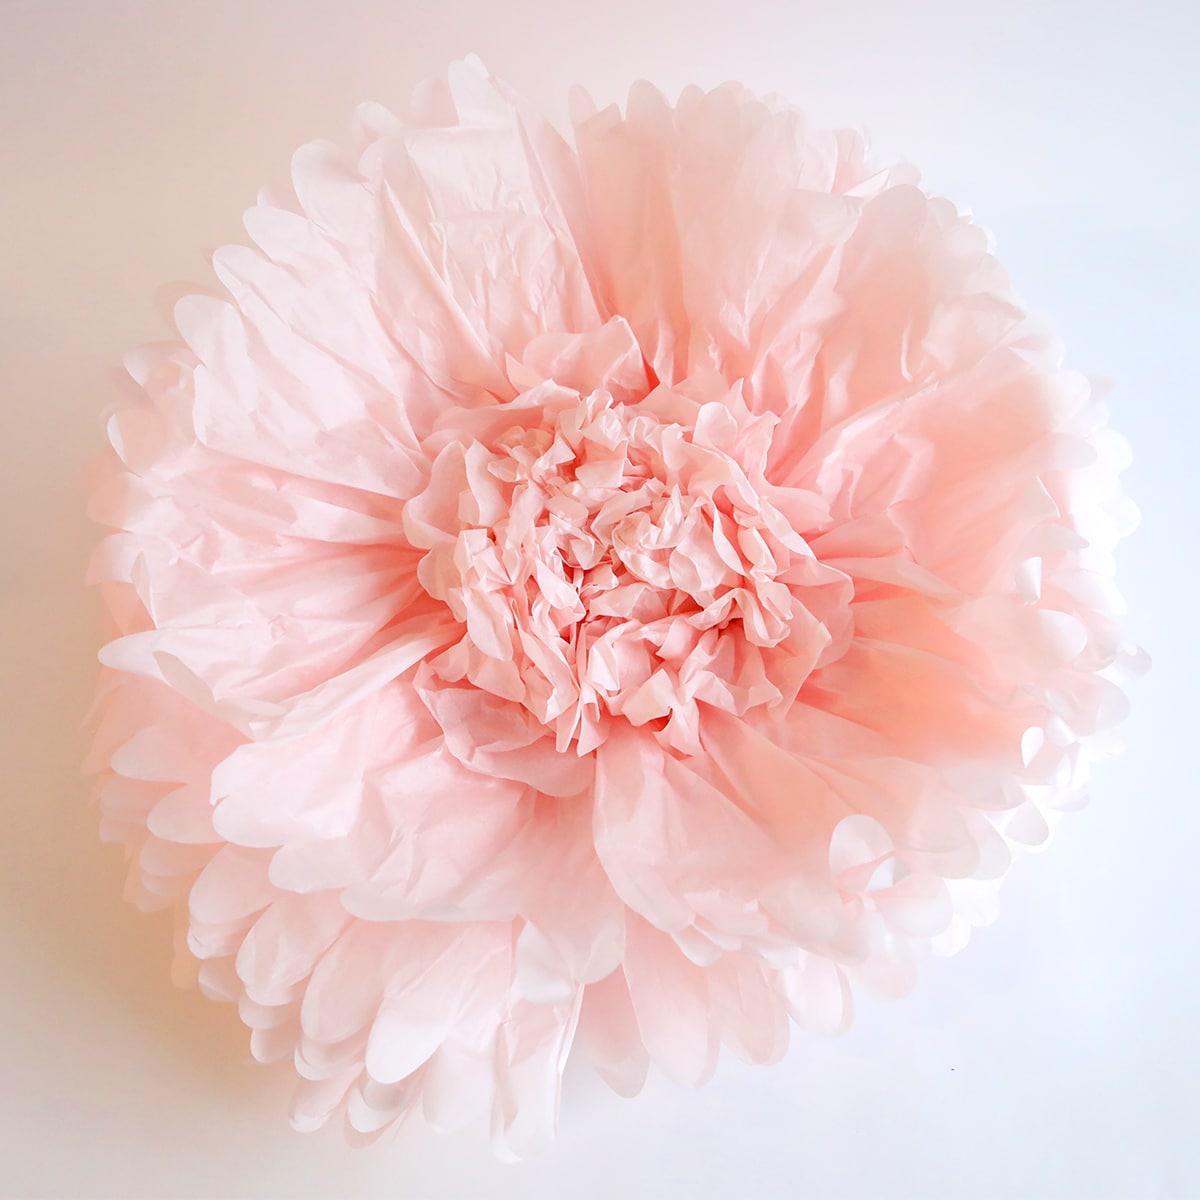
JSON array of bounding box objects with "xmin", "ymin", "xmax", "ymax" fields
[{"xmin": 87, "ymin": 56, "xmax": 1141, "ymax": 1156}]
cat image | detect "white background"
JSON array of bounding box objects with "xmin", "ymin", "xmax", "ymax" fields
[{"xmin": 1, "ymin": 1, "xmax": 1196, "ymax": 1196}]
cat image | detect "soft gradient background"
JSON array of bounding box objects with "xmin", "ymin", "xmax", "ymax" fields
[{"xmin": 1, "ymin": 1, "xmax": 1195, "ymax": 1197}]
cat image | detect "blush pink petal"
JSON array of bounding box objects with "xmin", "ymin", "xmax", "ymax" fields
[{"xmin": 87, "ymin": 55, "xmax": 1141, "ymax": 1156}]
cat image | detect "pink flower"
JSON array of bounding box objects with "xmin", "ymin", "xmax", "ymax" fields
[{"xmin": 87, "ymin": 57, "xmax": 1140, "ymax": 1157}]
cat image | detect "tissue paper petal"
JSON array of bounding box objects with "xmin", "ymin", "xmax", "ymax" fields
[{"xmin": 88, "ymin": 55, "xmax": 1142, "ymax": 1156}]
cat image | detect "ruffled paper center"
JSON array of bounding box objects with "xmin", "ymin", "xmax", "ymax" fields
[{"xmin": 406, "ymin": 322, "xmax": 853, "ymax": 759}]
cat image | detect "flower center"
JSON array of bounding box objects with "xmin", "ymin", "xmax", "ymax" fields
[{"xmin": 406, "ymin": 382, "xmax": 847, "ymax": 756}]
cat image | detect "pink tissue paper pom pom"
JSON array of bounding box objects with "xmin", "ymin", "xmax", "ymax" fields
[{"xmin": 85, "ymin": 55, "xmax": 1142, "ymax": 1159}]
